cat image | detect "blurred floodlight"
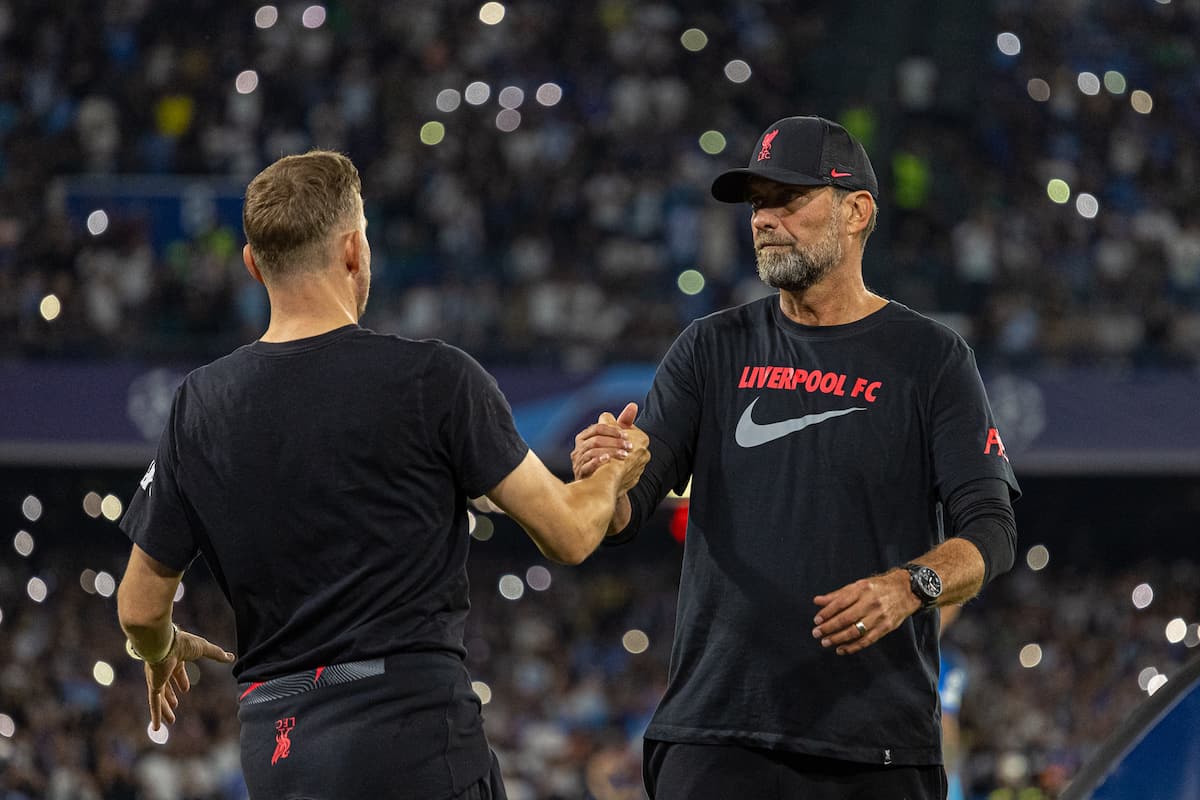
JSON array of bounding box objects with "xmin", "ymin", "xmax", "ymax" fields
[
  {"xmin": 1166, "ymin": 618, "xmax": 1187, "ymax": 644},
  {"xmin": 1076, "ymin": 193, "xmax": 1099, "ymax": 219},
  {"xmin": 623, "ymin": 629, "xmax": 650, "ymax": 654},
  {"xmin": 301, "ymin": 5, "xmax": 325, "ymax": 28},
  {"xmin": 148, "ymin": 722, "xmax": 169, "ymax": 744},
  {"xmin": 255, "ymin": 5, "xmax": 278, "ymax": 28},
  {"xmin": 174, "ymin": 583, "xmax": 186, "ymax": 602},
  {"xmin": 1147, "ymin": 674, "xmax": 1168, "ymax": 695},
  {"xmin": 535, "ymin": 82, "xmax": 563, "ymax": 107},
  {"xmin": 464, "ymin": 81, "xmax": 491, "ymax": 105},
  {"xmin": 86, "ymin": 209, "xmax": 109, "ymax": 236},
  {"xmin": 996, "ymin": 32, "xmax": 1021, "ymax": 56},
  {"xmin": 1185, "ymin": 624, "xmax": 1200, "ymax": 648},
  {"xmin": 724, "ymin": 59, "xmax": 752, "ymax": 83},
  {"xmin": 677, "ymin": 270, "xmax": 705, "ymax": 296},
  {"xmin": 1077, "ymin": 72, "xmax": 1101, "ymax": 96},
  {"xmin": 40, "ymin": 294, "xmax": 62, "ymax": 321},
  {"xmin": 1019, "ymin": 643, "xmax": 1042, "ymax": 668},
  {"xmin": 498, "ymin": 574, "xmax": 524, "ymax": 600},
  {"xmin": 27, "ymin": 577, "xmax": 47, "ymax": 603},
  {"xmin": 436, "ymin": 89, "xmax": 462, "ymax": 113},
  {"xmin": 495, "ymin": 109, "xmax": 521, "ymax": 132},
  {"xmin": 472, "ymin": 680, "xmax": 492, "ymax": 704},
  {"xmin": 1027, "ymin": 78, "xmax": 1051, "ymax": 102},
  {"xmin": 420, "ymin": 121, "xmax": 446, "ymax": 146},
  {"xmin": 479, "ymin": 2, "xmax": 505, "ymax": 25},
  {"xmin": 21, "ymin": 495, "xmax": 43, "ymax": 522},
  {"xmin": 93, "ymin": 661, "xmax": 115, "ymax": 687},
  {"xmin": 680, "ymin": 28, "xmax": 708, "ymax": 52},
  {"xmin": 13, "ymin": 530, "xmax": 34, "ymax": 557},
  {"xmin": 235, "ymin": 70, "xmax": 259, "ymax": 94},
  {"xmin": 1025, "ymin": 544, "xmax": 1049, "ymax": 570},
  {"xmin": 80, "ymin": 569, "xmax": 98, "ymax": 594},
  {"xmin": 1138, "ymin": 666, "xmax": 1159, "ymax": 690},
  {"xmin": 1104, "ymin": 70, "xmax": 1127, "ymax": 94},
  {"xmin": 526, "ymin": 565, "xmax": 552, "ymax": 591},
  {"xmin": 471, "ymin": 515, "xmax": 494, "ymax": 541},
  {"xmin": 0, "ymin": 714, "xmax": 13, "ymax": 738},
  {"xmin": 1046, "ymin": 179, "xmax": 1070, "ymax": 204},
  {"xmin": 1130, "ymin": 90, "xmax": 1153, "ymax": 114},
  {"xmin": 1132, "ymin": 582, "xmax": 1154, "ymax": 609},
  {"xmin": 698, "ymin": 130, "xmax": 726, "ymax": 155},
  {"xmin": 101, "ymin": 494, "xmax": 123, "ymax": 521},
  {"xmin": 0, "ymin": 607, "xmax": 4, "ymax": 625},
  {"xmin": 498, "ymin": 86, "xmax": 524, "ymax": 109},
  {"xmin": 467, "ymin": 510, "xmax": 477, "ymax": 534},
  {"xmin": 95, "ymin": 571, "xmax": 116, "ymax": 598},
  {"xmin": 83, "ymin": 491, "xmax": 103, "ymax": 518}
]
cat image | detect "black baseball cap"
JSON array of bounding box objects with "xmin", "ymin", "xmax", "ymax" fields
[{"xmin": 711, "ymin": 116, "xmax": 879, "ymax": 203}]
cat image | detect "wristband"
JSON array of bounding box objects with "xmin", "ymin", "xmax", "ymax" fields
[{"xmin": 126, "ymin": 623, "xmax": 179, "ymax": 665}]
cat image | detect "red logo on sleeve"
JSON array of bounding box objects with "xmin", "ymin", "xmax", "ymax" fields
[{"xmin": 984, "ymin": 428, "xmax": 1008, "ymax": 461}]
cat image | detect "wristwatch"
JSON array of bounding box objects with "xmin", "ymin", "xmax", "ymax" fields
[{"xmin": 904, "ymin": 563, "xmax": 942, "ymax": 609}]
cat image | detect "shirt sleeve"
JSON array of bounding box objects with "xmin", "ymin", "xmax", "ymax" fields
[
  {"xmin": 609, "ymin": 323, "xmax": 703, "ymax": 544},
  {"xmin": 118, "ymin": 388, "xmax": 200, "ymax": 572},
  {"xmin": 928, "ymin": 339, "xmax": 1021, "ymax": 500},
  {"xmin": 429, "ymin": 343, "xmax": 530, "ymax": 499}
]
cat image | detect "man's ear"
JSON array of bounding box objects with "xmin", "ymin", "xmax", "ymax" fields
[
  {"xmin": 846, "ymin": 191, "xmax": 874, "ymax": 239},
  {"xmin": 342, "ymin": 230, "xmax": 362, "ymax": 275},
  {"xmin": 243, "ymin": 245, "xmax": 266, "ymax": 286}
]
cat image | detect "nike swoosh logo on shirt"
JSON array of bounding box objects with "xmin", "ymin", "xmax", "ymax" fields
[{"xmin": 734, "ymin": 398, "xmax": 867, "ymax": 448}]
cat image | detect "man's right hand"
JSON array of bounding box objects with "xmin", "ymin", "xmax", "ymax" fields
[{"xmin": 572, "ymin": 402, "xmax": 642, "ymax": 481}]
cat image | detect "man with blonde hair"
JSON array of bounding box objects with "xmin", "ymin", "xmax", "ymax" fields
[{"xmin": 117, "ymin": 150, "xmax": 649, "ymax": 799}]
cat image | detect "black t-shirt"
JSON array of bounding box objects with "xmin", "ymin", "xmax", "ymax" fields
[
  {"xmin": 120, "ymin": 325, "xmax": 529, "ymax": 683},
  {"xmin": 625, "ymin": 298, "xmax": 1020, "ymax": 766}
]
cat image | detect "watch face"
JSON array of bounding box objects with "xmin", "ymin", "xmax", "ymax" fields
[{"xmin": 918, "ymin": 567, "xmax": 942, "ymax": 597}]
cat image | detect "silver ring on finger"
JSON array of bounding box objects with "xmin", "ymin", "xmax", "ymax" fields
[{"xmin": 854, "ymin": 620, "xmax": 868, "ymax": 638}]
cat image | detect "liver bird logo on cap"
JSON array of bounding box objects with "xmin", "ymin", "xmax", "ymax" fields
[{"xmin": 757, "ymin": 129, "xmax": 780, "ymax": 162}]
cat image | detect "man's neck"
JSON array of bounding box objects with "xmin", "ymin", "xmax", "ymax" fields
[
  {"xmin": 260, "ymin": 280, "xmax": 359, "ymax": 343},
  {"xmin": 776, "ymin": 268, "xmax": 886, "ymax": 327}
]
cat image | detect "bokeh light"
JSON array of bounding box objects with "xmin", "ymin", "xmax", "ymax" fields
[
  {"xmin": 1137, "ymin": 666, "xmax": 1158, "ymax": 690},
  {"xmin": 1046, "ymin": 179, "xmax": 1071, "ymax": 204},
  {"xmin": 80, "ymin": 569, "xmax": 98, "ymax": 594},
  {"xmin": 498, "ymin": 574, "xmax": 524, "ymax": 600},
  {"xmin": 698, "ymin": 130, "xmax": 726, "ymax": 155},
  {"xmin": 235, "ymin": 70, "xmax": 259, "ymax": 94},
  {"xmin": 680, "ymin": 28, "xmax": 708, "ymax": 52},
  {"xmin": 420, "ymin": 121, "xmax": 446, "ymax": 146},
  {"xmin": 498, "ymin": 86, "xmax": 524, "ymax": 109},
  {"xmin": 1077, "ymin": 71, "xmax": 1101, "ymax": 96},
  {"xmin": 1185, "ymin": 624, "xmax": 1200, "ymax": 648},
  {"xmin": 1025, "ymin": 544, "xmax": 1049, "ymax": 570},
  {"xmin": 535, "ymin": 82, "xmax": 563, "ymax": 106},
  {"xmin": 40, "ymin": 294, "xmax": 62, "ymax": 321},
  {"xmin": 174, "ymin": 583, "xmax": 186, "ymax": 602},
  {"xmin": 724, "ymin": 59, "xmax": 751, "ymax": 83},
  {"xmin": 1130, "ymin": 90, "xmax": 1153, "ymax": 114},
  {"xmin": 13, "ymin": 530, "xmax": 34, "ymax": 557},
  {"xmin": 1075, "ymin": 193, "xmax": 1099, "ymax": 219},
  {"xmin": 1166, "ymin": 618, "xmax": 1187, "ymax": 644},
  {"xmin": 464, "ymin": 81, "xmax": 491, "ymax": 105},
  {"xmin": 83, "ymin": 491, "xmax": 103, "ymax": 518},
  {"xmin": 27, "ymin": 577, "xmax": 47, "ymax": 603},
  {"xmin": 436, "ymin": 89, "xmax": 462, "ymax": 113},
  {"xmin": 101, "ymin": 494, "xmax": 123, "ymax": 521},
  {"xmin": 472, "ymin": 680, "xmax": 492, "ymax": 704},
  {"xmin": 22, "ymin": 495, "xmax": 43, "ymax": 522},
  {"xmin": 495, "ymin": 109, "xmax": 521, "ymax": 132},
  {"xmin": 301, "ymin": 5, "xmax": 326, "ymax": 28},
  {"xmin": 95, "ymin": 571, "xmax": 116, "ymax": 598},
  {"xmin": 1132, "ymin": 582, "xmax": 1154, "ymax": 609},
  {"xmin": 525, "ymin": 565, "xmax": 552, "ymax": 591},
  {"xmin": 86, "ymin": 209, "xmax": 109, "ymax": 235},
  {"xmin": 1104, "ymin": 70, "xmax": 1127, "ymax": 94},
  {"xmin": 1147, "ymin": 674, "xmax": 1168, "ymax": 695},
  {"xmin": 93, "ymin": 661, "xmax": 115, "ymax": 687},
  {"xmin": 677, "ymin": 269, "xmax": 705, "ymax": 295},
  {"xmin": 0, "ymin": 714, "xmax": 14, "ymax": 738},
  {"xmin": 996, "ymin": 32, "xmax": 1021, "ymax": 56},
  {"xmin": 1027, "ymin": 78, "xmax": 1051, "ymax": 102},
  {"xmin": 479, "ymin": 2, "xmax": 505, "ymax": 25},
  {"xmin": 148, "ymin": 722, "xmax": 169, "ymax": 744},
  {"xmin": 254, "ymin": 5, "xmax": 278, "ymax": 28},
  {"xmin": 471, "ymin": 515, "xmax": 494, "ymax": 541},
  {"xmin": 1019, "ymin": 643, "xmax": 1042, "ymax": 667},
  {"xmin": 622, "ymin": 629, "xmax": 650, "ymax": 654}
]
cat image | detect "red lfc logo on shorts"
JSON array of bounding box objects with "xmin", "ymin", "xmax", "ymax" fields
[{"xmin": 272, "ymin": 717, "xmax": 295, "ymax": 765}]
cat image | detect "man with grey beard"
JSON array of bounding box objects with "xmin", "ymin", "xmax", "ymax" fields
[{"xmin": 571, "ymin": 116, "xmax": 1020, "ymax": 799}]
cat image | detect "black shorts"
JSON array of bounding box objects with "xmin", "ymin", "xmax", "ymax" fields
[
  {"xmin": 643, "ymin": 739, "xmax": 946, "ymax": 800},
  {"xmin": 236, "ymin": 653, "xmax": 506, "ymax": 800}
]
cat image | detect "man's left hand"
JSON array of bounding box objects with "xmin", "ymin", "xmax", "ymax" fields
[
  {"xmin": 811, "ymin": 569, "xmax": 921, "ymax": 655},
  {"xmin": 143, "ymin": 628, "xmax": 235, "ymax": 729}
]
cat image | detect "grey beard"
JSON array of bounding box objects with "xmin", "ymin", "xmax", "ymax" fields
[{"xmin": 756, "ymin": 237, "xmax": 842, "ymax": 292}]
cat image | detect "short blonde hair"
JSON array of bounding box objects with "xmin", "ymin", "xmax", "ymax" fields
[{"xmin": 242, "ymin": 150, "xmax": 362, "ymax": 278}]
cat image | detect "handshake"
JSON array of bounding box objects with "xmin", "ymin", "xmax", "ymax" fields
[{"xmin": 571, "ymin": 402, "xmax": 650, "ymax": 494}]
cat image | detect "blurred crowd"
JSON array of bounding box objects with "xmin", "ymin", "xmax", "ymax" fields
[
  {"xmin": 1, "ymin": 0, "xmax": 1199, "ymax": 368},
  {"xmin": 1, "ymin": 512, "xmax": 1197, "ymax": 800}
]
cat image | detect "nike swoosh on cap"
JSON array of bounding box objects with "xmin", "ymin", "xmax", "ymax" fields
[
  {"xmin": 830, "ymin": 168, "xmax": 852, "ymax": 178},
  {"xmin": 735, "ymin": 398, "xmax": 867, "ymax": 448}
]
